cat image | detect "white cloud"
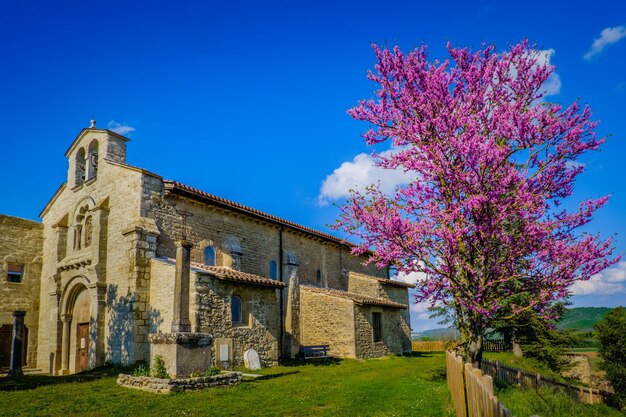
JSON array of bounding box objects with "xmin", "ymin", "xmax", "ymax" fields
[
  {"xmin": 565, "ymin": 160, "xmax": 585, "ymax": 170},
  {"xmin": 583, "ymin": 26, "xmax": 626, "ymax": 60},
  {"xmin": 570, "ymin": 261, "xmax": 626, "ymax": 296},
  {"xmin": 107, "ymin": 120, "xmax": 136, "ymax": 136},
  {"xmin": 318, "ymin": 149, "xmax": 414, "ymax": 205},
  {"xmin": 411, "ymin": 300, "xmax": 432, "ymax": 320},
  {"xmin": 395, "ymin": 269, "xmax": 427, "ymax": 285},
  {"xmin": 527, "ymin": 49, "xmax": 561, "ymax": 97}
]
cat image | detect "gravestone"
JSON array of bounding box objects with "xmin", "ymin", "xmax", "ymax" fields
[{"xmin": 243, "ymin": 349, "xmax": 261, "ymax": 370}]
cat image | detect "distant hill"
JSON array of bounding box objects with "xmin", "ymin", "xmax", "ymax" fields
[
  {"xmin": 415, "ymin": 327, "xmax": 459, "ymax": 340},
  {"xmin": 556, "ymin": 307, "xmax": 613, "ymax": 330},
  {"xmin": 414, "ymin": 307, "xmax": 612, "ymax": 340}
]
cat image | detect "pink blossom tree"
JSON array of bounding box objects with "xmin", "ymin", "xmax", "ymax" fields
[{"xmin": 336, "ymin": 41, "xmax": 619, "ymax": 367}]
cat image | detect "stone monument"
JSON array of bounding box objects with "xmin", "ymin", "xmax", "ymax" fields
[
  {"xmin": 243, "ymin": 349, "xmax": 261, "ymax": 370},
  {"xmin": 148, "ymin": 240, "xmax": 213, "ymax": 377}
]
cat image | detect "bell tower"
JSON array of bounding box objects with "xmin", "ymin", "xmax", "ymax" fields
[{"xmin": 64, "ymin": 120, "xmax": 130, "ymax": 188}]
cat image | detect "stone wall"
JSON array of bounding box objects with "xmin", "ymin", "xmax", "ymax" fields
[
  {"xmin": 151, "ymin": 193, "xmax": 385, "ymax": 290},
  {"xmin": 0, "ymin": 214, "xmax": 43, "ymax": 367},
  {"xmin": 299, "ymin": 289, "xmax": 356, "ymax": 358},
  {"xmin": 348, "ymin": 272, "xmax": 383, "ymax": 298},
  {"xmin": 354, "ymin": 305, "xmax": 412, "ymax": 358},
  {"xmin": 193, "ymin": 273, "xmax": 280, "ymax": 367},
  {"xmin": 117, "ymin": 371, "xmax": 242, "ymax": 394}
]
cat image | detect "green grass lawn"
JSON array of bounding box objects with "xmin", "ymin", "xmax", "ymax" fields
[
  {"xmin": 484, "ymin": 353, "xmax": 624, "ymax": 416},
  {"xmin": 496, "ymin": 385, "xmax": 624, "ymax": 417},
  {"xmin": 2, "ymin": 353, "xmax": 623, "ymax": 417},
  {"xmin": 0, "ymin": 353, "xmax": 454, "ymax": 417},
  {"xmin": 483, "ymin": 352, "xmax": 573, "ymax": 384}
]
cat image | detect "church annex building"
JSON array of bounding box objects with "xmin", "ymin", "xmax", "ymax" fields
[{"xmin": 0, "ymin": 126, "xmax": 413, "ymax": 375}]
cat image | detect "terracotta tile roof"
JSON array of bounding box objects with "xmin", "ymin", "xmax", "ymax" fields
[
  {"xmin": 191, "ymin": 262, "xmax": 287, "ymax": 289},
  {"xmin": 163, "ymin": 180, "xmax": 353, "ymax": 247},
  {"xmin": 301, "ymin": 285, "xmax": 408, "ymax": 309},
  {"xmin": 376, "ymin": 278, "xmax": 416, "ymax": 288}
]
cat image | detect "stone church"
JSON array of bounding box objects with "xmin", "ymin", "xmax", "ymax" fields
[{"xmin": 0, "ymin": 125, "xmax": 413, "ymax": 375}]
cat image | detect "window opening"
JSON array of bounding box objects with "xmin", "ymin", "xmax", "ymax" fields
[
  {"xmin": 269, "ymin": 260, "xmax": 278, "ymax": 280},
  {"xmin": 204, "ymin": 246, "xmax": 216, "ymax": 266},
  {"xmin": 231, "ymin": 296, "xmax": 242, "ymax": 325},
  {"xmin": 7, "ymin": 263, "xmax": 23, "ymax": 283},
  {"xmin": 373, "ymin": 312, "xmax": 382, "ymax": 342}
]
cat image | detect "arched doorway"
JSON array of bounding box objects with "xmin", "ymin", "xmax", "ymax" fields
[
  {"xmin": 60, "ymin": 279, "xmax": 92, "ymax": 374},
  {"xmin": 70, "ymin": 289, "xmax": 91, "ymax": 373}
]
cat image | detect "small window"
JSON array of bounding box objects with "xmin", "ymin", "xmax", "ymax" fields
[
  {"xmin": 231, "ymin": 295, "xmax": 242, "ymax": 325},
  {"xmin": 87, "ymin": 140, "xmax": 99, "ymax": 181},
  {"xmin": 75, "ymin": 148, "xmax": 86, "ymax": 187},
  {"xmin": 204, "ymin": 246, "xmax": 216, "ymax": 266},
  {"xmin": 269, "ymin": 260, "xmax": 278, "ymax": 280},
  {"xmin": 7, "ymin": 263, "xmax": 23, "ymax": 283},
  {"xmin": 316, "ymin": 269, "xmax": 322, "ymax": 287},
  {"xmin": 372, "ymin": 312, "xmax": 382, "ymax": 342}
]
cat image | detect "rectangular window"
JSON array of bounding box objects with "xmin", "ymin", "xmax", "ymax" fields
[
  {"xmin": 7, "ymin": 263, "xmax": 23, "ymax": 283},
  {"xmin": 372, "ymin": 312, "xmax": 382, "ymax": 342}
]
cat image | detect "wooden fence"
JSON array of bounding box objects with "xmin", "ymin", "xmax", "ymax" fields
[
  {"xmin": 446, "ymin": 351, "xmax": 514, "ymax": 417},
  {"xmin": 483, "ymin": 339, "xmax": 510, "ymax": 353},
  {"xmin": 414, "ymin": 339, "xmax": 509, "ymax": 353},
  {"xmin": 412, "ymin": 340, "xmax": 454, "ymax": 351},
  {"xmin": 481, "ymin": 358, "xmax": 613, "ymax": 406}
]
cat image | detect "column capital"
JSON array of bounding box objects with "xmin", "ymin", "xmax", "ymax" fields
[
  {"xmin": 176, "ymin": 239, "xmax": 194, "ymax": 249},
  {"xmin": 61, "ymin": 313, "xmax": 72, "ymax": 323}
]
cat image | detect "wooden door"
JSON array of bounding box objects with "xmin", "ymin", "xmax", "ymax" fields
[
  {"xmin": 0, "ymin": 325, "xmax": 12, "ymax": 368},
  {"xmin": 77, "ymin": 323, "xmax": 89, "ymax": 372}
]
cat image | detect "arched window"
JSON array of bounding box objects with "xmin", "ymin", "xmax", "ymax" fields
[
  {"xmin": 84, "ymin": 216, "xmax": 93, "ymax": 247},
  {"xmin": 87, "ymin": 140, "xmax": 99, "ymax": 181},
  {"xmin": 269, "ymin": 260, "xmax": 278, "ymax": 280},
  {"xmin": 75, "ymin": 148, "xmax": 86, "ymax": 187},
  {"xmin": 204, "ymin": 246, "xmax": 216, "ymax": 266},
  {"xmin": 231, "ymin": 295, "xmax": 242, "ymax": 325},
  {"xmin": 316, "ymin": 269, "xmax": 322, "ymax": 287}
]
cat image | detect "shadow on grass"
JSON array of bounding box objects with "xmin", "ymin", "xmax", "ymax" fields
[
  {"xmin": 0, "ymin": 364, "xmax": 135, "ymax": 392},
  {"xmin": 408, "ymin": 351, "xmax": 442, "ymax": 358},
  {"xmin": 278, "ymin": 357, "xmax": 343, "ymax": 367},
  {"xmin": 247, "ymin": 370, "xmax": 301, "ymax": 382}
]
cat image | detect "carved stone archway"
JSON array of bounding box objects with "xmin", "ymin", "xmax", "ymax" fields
[{"xmin": 59, "ymin": 276, "xmax": 92, "ymax": 374}]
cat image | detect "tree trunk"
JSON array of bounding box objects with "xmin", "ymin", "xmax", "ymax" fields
[{"xmin": 467, "ymin": 332, "xmax": 483, "ymax": 368}]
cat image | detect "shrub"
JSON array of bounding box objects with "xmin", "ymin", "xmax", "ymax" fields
[
  {"xmin": 132, "ymin": 363, "xmax": 150, "ymax": 377},
  {"xmin": 204, "ymin": 367, "xmax": 220, "ymax": 377},
  {"xmin": 595, "ymin": 307, "xmax": 626, "ymax": 409},
  {"xmin": 151, "ymin": 355, "xmax": 170, "ymax": 379}
]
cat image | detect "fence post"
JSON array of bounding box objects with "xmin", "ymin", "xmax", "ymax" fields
[{"xmin": 517, "ymin": 369, "xmax": 521, "ymax": 386}]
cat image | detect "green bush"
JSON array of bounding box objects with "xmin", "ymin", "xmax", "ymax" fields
[
  {"xmin": 151, "ymin": 355, "xmax": 170, "ymax": 379},
  {"xmin": 204, "ymin": 367, "xmax": 220, "ymax": 377},
  {"xmin": 595, "ymin": 306, "xmax": 626, "ymax": 409},
  {"xmin": 132, "ymin": 363, "xmax": 150, "ymax": 377}
]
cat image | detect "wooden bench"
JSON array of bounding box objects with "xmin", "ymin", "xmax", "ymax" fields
[{"xmin": 299, "ymin": 345, "xmax": 330, "ymax": 361}]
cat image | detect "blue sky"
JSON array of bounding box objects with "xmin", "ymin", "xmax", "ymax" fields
[{"xmin": 1, "ymin": 0, "xmax": 625, "ymax": 331}]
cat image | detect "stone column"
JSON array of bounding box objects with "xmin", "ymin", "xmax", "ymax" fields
[
  {"xmin": 171, "ymin": 240, "xmax": 193, "ymax": 333},
  {"xmin": 8, "ymin": 311, "xmax": 26, "ymax": 377},
  {"xmin": 283, "ymin": 251, "xmax": 300, "ymax": 357},
  {"xmin": 59, "ymin": 313, "xmax": 72, "ymax": 375}
]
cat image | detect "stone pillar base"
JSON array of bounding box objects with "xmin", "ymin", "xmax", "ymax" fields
[{"xmin": 149, "ymin": 333, "xmax": 213, "ymax": 378}]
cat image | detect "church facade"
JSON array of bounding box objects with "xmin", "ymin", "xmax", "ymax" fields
[{"xmin": 0, "ymin": 126, "xmax": 413, "ymax": 375}]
